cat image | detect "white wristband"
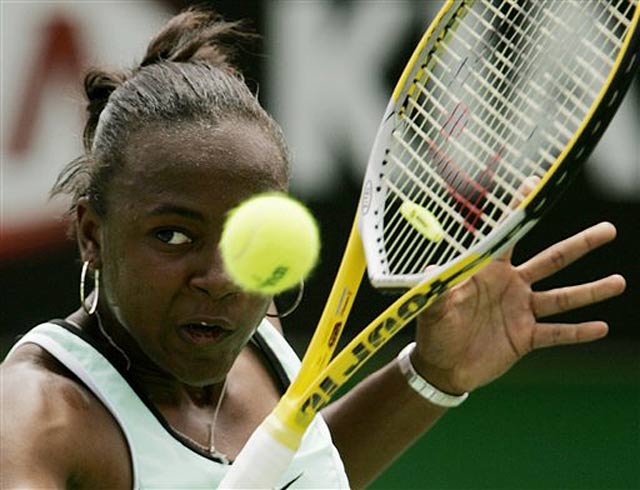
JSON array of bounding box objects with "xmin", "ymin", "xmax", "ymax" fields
[{"xmin": 397, "ymin": 342, "xmax": 469, "ymax": 407}]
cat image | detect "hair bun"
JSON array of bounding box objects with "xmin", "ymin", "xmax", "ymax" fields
[
  {"xmin": 83, "ymin": 69, "xmax": 128, "ymax": 151},
  {"xmin": 140, "ymin": 7, "xmax": 257, "ymax": 74}
]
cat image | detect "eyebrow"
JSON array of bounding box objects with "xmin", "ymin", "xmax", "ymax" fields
[{"xmin": 147, "ymin": 204, "xmax": 205, "ymax": 222}]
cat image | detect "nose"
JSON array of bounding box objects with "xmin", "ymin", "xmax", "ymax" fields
[{"xmin": 189, "ymin": 247, "xmax": 239, "ymax": 300}]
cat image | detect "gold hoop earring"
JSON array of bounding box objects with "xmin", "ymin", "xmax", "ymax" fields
[
  {"xmin": 80, "ymin": 261, "xmax": 100, "ymax": 315},
  {"xmin": 266, "ymin": 280, "xmax": 304, "ymax": 319}
]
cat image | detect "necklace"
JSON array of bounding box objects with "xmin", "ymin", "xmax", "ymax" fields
[
  {"xmin": 170, "ymin": 377, "xmax": 230, "ymax": 464},
  {"xmin": 96, "ymin": 313, "xmax": 132, "ymax": 370},
  {"xmin": 71, "ymin": 314, "xmax": 231, "ymax": 463}
]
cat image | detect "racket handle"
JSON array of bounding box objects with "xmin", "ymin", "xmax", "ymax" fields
[{"xmin": 219, "ymin": 414, "xmax": 298, "ymax": 489}]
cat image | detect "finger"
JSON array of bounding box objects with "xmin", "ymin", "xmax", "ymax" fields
[
  {"xmin": 417, "ymin": 265, "xmax": 447, "ymax": 325},
  {"xmin": 532, "ymin": 274, "xmax": 626, "ymax": 317},
  {"xmin": 532, "ymin": 321, "xmax": 608, "ymax": 349},
  {"xmin": 501, "ymin": 176, "xmax": 540, "ymax": 262},
  {"xmin": 517, "ymin": 222, "xmax": 617, "ymax": 283}
]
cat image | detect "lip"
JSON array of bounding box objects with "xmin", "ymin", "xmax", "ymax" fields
[
  {"xmin": 181, "ymin": 316, "xmax": 234, "ymax": 331},
  {"xmin": 177, "ymin": 317, "xmax": 235, "ymax": 346}
]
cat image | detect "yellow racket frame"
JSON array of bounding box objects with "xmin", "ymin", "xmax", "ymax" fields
[{"xmin": 269, "ymin": 0, "xmax": 640, "ymax": 449}]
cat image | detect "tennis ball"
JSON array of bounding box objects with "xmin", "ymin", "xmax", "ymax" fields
[{"xmin": 220, "ymin": 193, "xmax": 320, "ymax": 294}]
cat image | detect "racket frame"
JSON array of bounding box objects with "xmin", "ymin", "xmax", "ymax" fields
[
  {"xmin": 278, "ymin": 0, "xmax": 640, "ymax": 449},
  {"xmin": 219, "ymin": 1, "xmax": 640, "ymax": 487}
]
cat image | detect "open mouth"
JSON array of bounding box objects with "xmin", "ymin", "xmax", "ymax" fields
[{"xmin": 179, "ymin": 322, "xmax": 229, "ymax": 345}]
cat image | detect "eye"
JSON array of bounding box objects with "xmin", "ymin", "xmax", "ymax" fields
[{"xmin": 155, "ymin": 229, "xmax": 193, "ymax": 245}]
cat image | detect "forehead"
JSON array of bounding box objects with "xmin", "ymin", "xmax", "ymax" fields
[{"xmin": 110, "ymin": 119, "xmax": 288, "ymax": 215}]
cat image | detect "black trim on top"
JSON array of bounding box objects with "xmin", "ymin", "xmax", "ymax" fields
[
  {"xmin": 526, "ymin": 15, "xmax": 640, "ymax": 222},
  {"xmin": 47, "ymin": 319, "xmax": 291, "ymax": 465},
  {"xmin": 250, "ymin": 329, "xmax": 291, "ymax": 394},
  {"xmin": 279, "ymin": 472, "xmax": 304, "ymax": 489}
]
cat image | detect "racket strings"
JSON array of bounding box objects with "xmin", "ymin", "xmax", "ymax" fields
[
  {"xmin": 384, "ymin": 1, "xmax": 556, "ymax": 272},
  {"xmin": 382, "ymin": 0, "xmax": 628, "ymax": 276},
  {"xmin": 437, "ymin": 2, "xmax": 587, "ymax": 182},
  {"xmin": 385, "ymin": 178, "xmax": 468, "ymax": 256},
  {"xmin": 379, "ymin": 0, "xmax": 633, "ymax": 278},
  {"xmin": 404, "ymin": 85, "xmax": 526, "ymax": 203},
  {"xmin": 384, "ymin": 2, "xmax": 562, "ymax": 270},
  {"xmin": 457, "ymin": 1, "xmax": 590, "ymax": 239},
  {"xmin": 396, "ymin": 0, "xmax": 632, "ymax": 253}
]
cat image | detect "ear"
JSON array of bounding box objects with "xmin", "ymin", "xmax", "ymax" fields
[{"xmin": 76, "ymin": 197, "xmax": 104, "ymax": 269}]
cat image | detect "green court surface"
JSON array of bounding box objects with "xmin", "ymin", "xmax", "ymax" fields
[{"xmin": 370, "ymin": 341, "xmax": 639, "ymax": 490}]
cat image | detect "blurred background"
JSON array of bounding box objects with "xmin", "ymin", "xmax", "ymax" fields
[{"xmin": 1, "ymin": 1, "xmax": 638, "ymax": 488}]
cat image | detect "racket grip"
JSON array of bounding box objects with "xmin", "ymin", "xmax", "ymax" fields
[{"xmin": 218, "ymin": 414, "xmax": 298, "ymax": 489}]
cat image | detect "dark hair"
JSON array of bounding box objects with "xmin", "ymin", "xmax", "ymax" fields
[{"xmin": 51, "ymin": 7, "xmax": 290, "ymax": 220}]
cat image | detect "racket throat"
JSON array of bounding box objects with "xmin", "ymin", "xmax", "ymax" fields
[{"xmin": 266, "ymin": 399, "xmax": 310, "ymax": 451}]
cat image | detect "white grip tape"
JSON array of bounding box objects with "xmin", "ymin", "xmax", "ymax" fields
[{"xmin": 218, "ymin": 420, "xmax": 296, "ymax": 489}]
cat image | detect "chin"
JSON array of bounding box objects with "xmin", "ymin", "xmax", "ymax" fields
[
  {"xmin": 179, "ymin": 370, "xmax": 223, "ymax": 387},
  {"xmin": 179, "ymin": 376, "xmax": 219, "ymax": 388},
  {"xmin": 169, "ymin": 359, "xmax": 229, "ymax": 387}
]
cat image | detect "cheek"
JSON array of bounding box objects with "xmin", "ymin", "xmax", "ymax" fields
[
  {"xmin": 100, "ymin": 243, "xmax": 183, "ymax": 327},
  {"xmin": 243, "ymin": 295, "xmax": 272, "ymax": 324},
  {"xmin": 223, "ymin": 295, "xmax": 272, "ymax": 359}
]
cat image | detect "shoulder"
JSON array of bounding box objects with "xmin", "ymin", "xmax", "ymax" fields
[
  {"xmin": 2, "ymin": 344, "xmax": 94, "ymax": 416},
  {"xmin": 1, "ymin": 344, "xmax": 131, "ymax": 489}
]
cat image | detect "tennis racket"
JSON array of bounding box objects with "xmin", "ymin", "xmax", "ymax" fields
[{"xmin": 221, "ymin": 0, "xmax": 640, "ymax": 487}]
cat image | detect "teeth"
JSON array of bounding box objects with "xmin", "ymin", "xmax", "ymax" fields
[
  {"xmin": 193, "ymin": 322, "xmax": 217, "ymax": 329},
  {"xmin": 184, "ymin": 321, "xmax": 223, "ymax": 330}
]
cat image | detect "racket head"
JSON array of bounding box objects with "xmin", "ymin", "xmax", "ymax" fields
[
  {"xmin": 221, "ymin": 3, "xmax": 639, "ymax": 488},
  {"xmin": 360, "ymin": 0, "xmax": 640, "ymax": 289}
]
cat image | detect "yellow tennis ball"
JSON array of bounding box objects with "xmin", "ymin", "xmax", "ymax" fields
[{"xmin": 220, "ymin": 193, "xmax": 320, "ymax": 294}]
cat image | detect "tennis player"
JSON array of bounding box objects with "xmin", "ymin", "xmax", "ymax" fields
[{"xmin": 0, "ymin": 9, "xmax": 625, "ymax": 489}]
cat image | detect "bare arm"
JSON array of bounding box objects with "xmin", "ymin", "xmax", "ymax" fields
[
  {"xmin": 322, "ymin": 360, "xmax": 448, "ymax": 487},
  {"xmin": 322, "ymin": 222, "xmax": 625, "ymax": 487},
  {"xmin": 0, "ymin": 347, "xmax": 130, "ymax": 489}
]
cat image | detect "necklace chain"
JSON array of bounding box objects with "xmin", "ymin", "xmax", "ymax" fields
[
  {"xmin": 96, "ymin": 312, "xmax": 131, "ymax": 370},
  {"xmin": 169, "ymin": 376, "xmax": 230, "ymax": 464},
  {"xmin": 71, "ymin": 315, "xmax": 231, "ymax": 463}
]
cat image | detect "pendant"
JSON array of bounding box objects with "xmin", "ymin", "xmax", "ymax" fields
[{"xmin": 209, "ymin": 446, "xmax": 230, "ymax": 465}]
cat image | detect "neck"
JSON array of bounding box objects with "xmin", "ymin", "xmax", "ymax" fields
[
  {"xmin": 66, "ymin": 307, "xmax": 226, "ymax": 408},
  {"xmin": 144, "ymin": 376, "xmax": 227, "ymax": 408}
]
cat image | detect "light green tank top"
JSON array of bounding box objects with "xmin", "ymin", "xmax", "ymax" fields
[{"xmin": 7, "ymin": 320, "xmax": 349, "ymax": 489}]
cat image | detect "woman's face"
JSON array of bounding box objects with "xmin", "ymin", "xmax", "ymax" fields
[{"xmin": 90, "ymin": 119, "xmax": 288, "ymax": 386}]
